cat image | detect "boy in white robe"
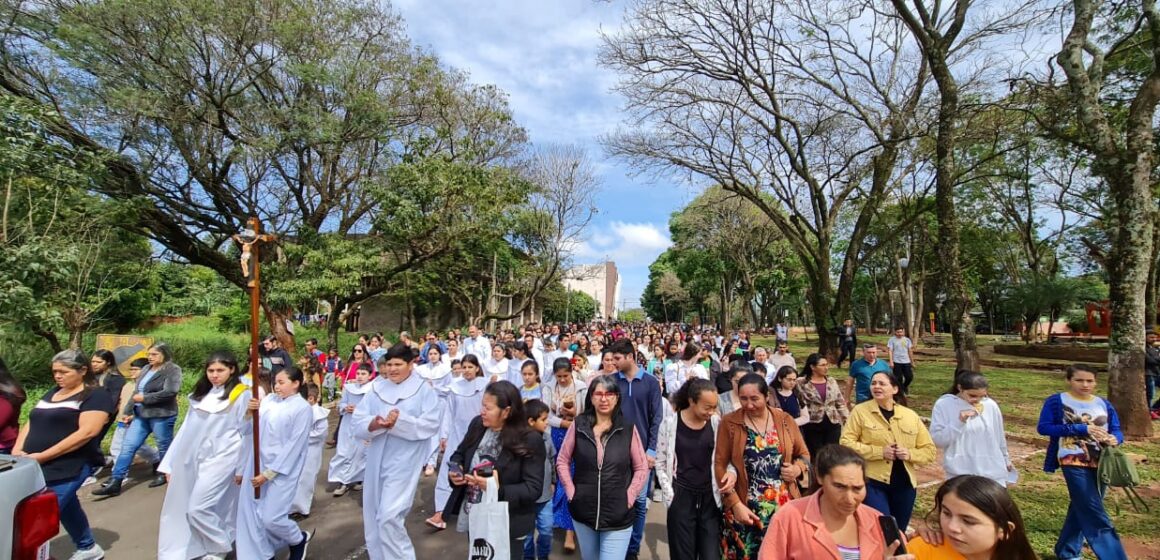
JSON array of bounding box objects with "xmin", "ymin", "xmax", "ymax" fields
[
  {"xmin": 291, "ymin": 384, "xmax": 331, "ymax": 517},
  {"xmin": 352, "ymin": 343, "xmax": 442, "ymax": 560}
]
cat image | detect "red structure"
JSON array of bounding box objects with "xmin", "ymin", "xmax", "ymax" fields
[{"xmin": 1085, "ymin": 301, "xmax": 1111, "ymax": 336}]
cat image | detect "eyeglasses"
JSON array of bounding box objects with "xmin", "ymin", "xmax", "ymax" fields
[{"xmin": 591, "ymin": 391, "xmax": 617, "ymax": 400}]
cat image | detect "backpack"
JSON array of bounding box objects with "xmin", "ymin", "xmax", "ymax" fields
[{"xmin": 1096, "ymin": 445, "xmax": 1149, "ymax": 513}]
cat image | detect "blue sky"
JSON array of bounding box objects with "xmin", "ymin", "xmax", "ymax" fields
[{"xmin": 394, "ymin": 0, "xmax": 699, "ymax": 306}]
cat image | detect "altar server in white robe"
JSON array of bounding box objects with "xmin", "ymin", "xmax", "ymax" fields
[
  {"xmin": 420, "ymin": 346, "xmax": 453, "ymax": 475},
  {"xmin": 327, "ymin": 364, "xmax": 372, "ymax": 496},
  {"xmin": 291, "ymin": 384, "xmax": 331, "ymax": 516},
  {"xmin": 157, "ymin": 351, "xmax": 250, "ymax": 560},
  {"xmin": 352, "ymin": 343, "xmax": 443, "ymax": 560},
  {"xmin": 236, "ymin": 367, "xmax": 314, "ymax": 560},
  {"xmin": 424, "ymin": 354, "xmax": 487, "ymax": 530}
]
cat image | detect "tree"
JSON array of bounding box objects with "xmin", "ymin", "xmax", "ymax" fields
[
  {"xmin": 601, "ymin": 0, "xmax": 932, "ymax": 354},
  {"xmin": 0, "ymin": 0, "xmax": 527, "ymax": 351},
  {"xmin": 620, "ymin": 308, "xmax": 646, "ymax": 323},
  {"xmin": 884, "ymin": 0, "xmax": 1042, "ymax": 370},
  {"xmin": 1021, "ymin": 0, "xmax": 1160, "ymax": 437},
  {"xmin": 541, "ymin": 284, "xmax": 597, "ymax": 324},
  {"xmin": 0, "ymin": 97, "xmax": 154, "ymax": 351}
]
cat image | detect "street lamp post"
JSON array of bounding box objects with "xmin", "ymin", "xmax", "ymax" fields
[
  {"xmin": 232, "ymin": 217, "xmax": 275, "ymax": 498},
  {"xmin": 888, "ymin": 288, "xmax": 901, "ymax": 331}
]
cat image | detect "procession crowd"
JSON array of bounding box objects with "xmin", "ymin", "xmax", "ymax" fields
[{"xmin": 0, "ymin": 320, "xmax": 1137, "ymax": 560}]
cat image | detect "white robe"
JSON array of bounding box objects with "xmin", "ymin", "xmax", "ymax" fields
[
  {"xmin": 352, "ymin": 373, "xmax": 442, "ymax": 560},
  {"xmin": 291, "ymin": 404, "xmax": 330, "ymax": 515},
  {"xmin": 419, "ymin": 363, "xmax": 453, "ymax": 466},
  {"xmin": 327, "ymin": 381, "xmax": 371, "ymax": 484},
  {"xmin": 664, "ymin": 360, "xmax": 709, "ymax": 395},
  {"xmin": 235, "ymin": 393, "xmax": 312, "ymax": 560},
  {"xmin": 507, "ymin": 356, "xmax": 528, "ymax": 386},
  {"xmin": 433, "ymin": 375, "xmax": 487, "ymax": 511},
  {"xmin": 156, "ymin": 386, "xmax": 249, "ymax": 560},
  {"xmin": 483, "ymin": 357, "xmax": 509, "ymax": 383},
  {"xmin": 929, "ymin": 394, "xmax": 1012, "ymax": 486}
]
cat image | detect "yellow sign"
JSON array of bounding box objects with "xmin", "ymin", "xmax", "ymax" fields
[
  {"xmin": 95, "ymin": 334, "xmax": 154, "ymax": 375},
  {"xmin": 929, "ymin": 312, "xmax": 936, "ymax": 320}
]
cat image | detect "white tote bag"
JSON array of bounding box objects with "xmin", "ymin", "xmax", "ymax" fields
[{"xmin": 468, "ymin": 477, "xmax": 510, "ymax": 560}]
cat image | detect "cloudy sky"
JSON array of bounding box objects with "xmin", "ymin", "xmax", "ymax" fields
[{"xmin": 394, "ymin": 0, "xmax": 701, "ymax": 307}]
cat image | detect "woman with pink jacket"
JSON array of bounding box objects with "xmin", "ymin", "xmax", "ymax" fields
[{"xmin": 759, "ymin": 445, "xmax": 912, "ymax": 560}]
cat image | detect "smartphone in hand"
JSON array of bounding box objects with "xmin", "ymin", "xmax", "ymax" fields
[{"xmin": 878, "ymin": 515, "xmax": 907, "ymax": 554}]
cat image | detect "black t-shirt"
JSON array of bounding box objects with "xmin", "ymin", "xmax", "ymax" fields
[
  {"xmin": 23, "ymin": 387, "xmax": 113, "ymax": 483},
  {"xmin": 879, "ymin": 406, "xmax": 910, "ymax": 486},
  {"xmin": 674, "ymin": 414, "xmax": 714, "ymax": 491}
]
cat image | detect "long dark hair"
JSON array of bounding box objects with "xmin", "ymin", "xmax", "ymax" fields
[
  {"xmin": 802, "ymin": 353, "xmax": 825, "ymax": 380},
  {"xmin": 672, "ymin": 377, "xmax": 715, "ymax": 411},
  {"xmin": 485, "ymin": 381, "xmax": 531, "ymax": 457},
  {"xmin": 91, "ymin": 349, "xmax": 118, "ymax": 376},
  {"xmin": 191, "ymin": 351, "xmax": 244, "ymax": 402},
  {"xmin": 460, "ymin": 354, "xmax": 483, "ymax": 378},
  {"xmin": 0, "ymin": 358, "xmax": 27, "ymax": 410},
  {"xmin": 927, "ymin": 475, "xmax": 1038, "ymax": 560}
]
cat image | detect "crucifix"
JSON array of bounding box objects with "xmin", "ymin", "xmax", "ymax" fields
[{"xmin": 232, "ymin": 217, "xmax": 275, "ymax": 497}]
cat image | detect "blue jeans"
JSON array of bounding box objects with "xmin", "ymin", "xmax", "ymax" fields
[
  {"xmin": 1055, "ymin": 466, "xmax": 1128, "ymax": 560},
  {"xmin": 523, "ymin": 500, "xmax": 554, "ymax": 559},
  {"xmin": 627, "ymin": 471, "xmax": 651, "ymax": 555},
  {"xmin": 1147, "ymin": 375, "xmax": 1158, "ymax": 409},
  {"xmin": 863, "ymin": 476, "xmax": 917, "ymax": 532},
  {"xmin": 49, "ymin": 464, "xmax": 96, "ymax": 550},
  {"xmin": 574, "ymin": 521, "xmax": 632, "ymax": 560},
  {"xmin": 111, "ymin": 415, "xmax": 176, "ymax": 479}
]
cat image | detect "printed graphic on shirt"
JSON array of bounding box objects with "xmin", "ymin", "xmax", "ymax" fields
[{"xmin": 1058, "ymin": 392, "xmax": 1107, "ymax": 468}]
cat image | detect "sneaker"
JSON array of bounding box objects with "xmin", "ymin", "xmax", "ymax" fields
[
  {"xmin": 68, "ymin": 544, "xmax": 105, "ymax": 560},
  {"xmin": 202, "ymin": 555, "xmax": 226, "ymax": 560},
  {"xmin": 650, "ymin": 488, "xmax": 662, "ymax": 503},
  {"xmin": 82, "ymin": 476, "xmax": 99, "ymax": 487},
  {"xmin": 287, "ymin": 529, "xmax": 313, "ymax": 560},
  {"xmin": 332, "ymin": 484, "xmax": 349, "ymax": 497},
  {"xmin": 351, "ymin": 482, "xmax": 362, "ymax": 491}
]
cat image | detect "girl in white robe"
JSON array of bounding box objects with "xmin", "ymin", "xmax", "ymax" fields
[
  {"xmin": 442, "ymin": 338, "xmax": 465, "ymax": 368},
  {"xmin": 291, "ymin": 385, "xmax": 331, "ymax": 516},
  {"xmin": 420, "ymin": 347, "xmax": 453, "ymax": 476},
  {"xmin": 483, "ymin": 343, "xmax": 510, "ymax": 384},
  {"xmin": 352, "ymin": 343, "xmax": 443, "ymax": 560},
  {"xmin": 327, "ymin": 364, "xmax": 373, "ymax": 495},
  {"xmin": 235, "ymin": 368, "xmax": 314, "ymax": 560},
  {"xmin": 156, "ymin": 352, "xmax": 250, "ymax": 560},
  {"xmin": 424, "ymin": 354, "xmax": 487, "ymax": 530}
]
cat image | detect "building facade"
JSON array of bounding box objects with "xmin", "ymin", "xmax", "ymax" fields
[{"xmin": 564, "ymin": 261, "xmax": 621, "ymax": 321}]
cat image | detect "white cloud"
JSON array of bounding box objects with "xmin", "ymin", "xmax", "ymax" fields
[{"xmin": 572, "ymin": 221, "xmax": 672, "ymax": 265}]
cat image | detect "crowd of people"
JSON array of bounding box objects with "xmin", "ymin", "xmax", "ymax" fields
[{"xmin": 0, "ymin": 319, "xmax": 1139, "ymax": 560}]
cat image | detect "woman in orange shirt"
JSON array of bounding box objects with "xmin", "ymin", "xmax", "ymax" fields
[
  {"xmin": 909, "ymin": 475, "xmax": 1037, "ymax": 560},
  {"xmin": 758, "ymin": 444, "xmax": 908, "ymax": 560}
]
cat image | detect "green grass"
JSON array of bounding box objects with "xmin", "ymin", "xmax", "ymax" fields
[{"xmin": 757, "ymin": 334, "xmax": 1159, "ymax": 558}]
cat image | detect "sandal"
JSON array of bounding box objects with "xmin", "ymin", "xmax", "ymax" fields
[
  {"xmin": 425, "ymin": 517, "xmax": 447, "ymax": 530},
  {"xmin": 423, "ymin": 465, "xmax": 435, "ymax": 477}
]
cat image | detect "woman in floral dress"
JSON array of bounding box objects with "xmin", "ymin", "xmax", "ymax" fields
[{"xmin": 715, "ymin": 373, "xmax": 811, "ymax": 559}]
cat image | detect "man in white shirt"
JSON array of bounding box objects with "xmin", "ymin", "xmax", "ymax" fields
[
  {"xmin": 464, "ymin": 324, "xmax": 491, "ymax": 359},
  {"xmin": 886, "ymin": 326, "xmax": 916, "ymax": 395}
]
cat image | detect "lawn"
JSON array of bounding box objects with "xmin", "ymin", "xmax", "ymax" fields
[{"xmin": 754, "ymin": 334, "xmax": 1160, "ymax": 559}]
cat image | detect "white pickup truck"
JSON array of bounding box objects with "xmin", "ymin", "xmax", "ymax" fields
[{"xmin": 0, "ymin": 456, "xmax": 58, "ymax": 560}]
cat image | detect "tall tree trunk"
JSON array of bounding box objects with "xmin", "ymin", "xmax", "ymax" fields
[
  {"xmin": 930, "ymin": 59, "xmax": 979, "ymax": 371},
  {"xmin": 263, "ymin": 303, "xmax": 296, "ymax": 356},
  {"xmin": 30, "ymin": 324, "xmax": 63, "ymax": 354}
]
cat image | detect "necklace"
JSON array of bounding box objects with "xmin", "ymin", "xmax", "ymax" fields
[{"xmin": 744, "ymin": 407, "xmax": 771, "ymax": 435}]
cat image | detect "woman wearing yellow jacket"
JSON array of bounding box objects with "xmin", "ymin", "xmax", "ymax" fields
[{"xmin": 839, "ymin": 370, "xmax": 935, "ymax": 531}]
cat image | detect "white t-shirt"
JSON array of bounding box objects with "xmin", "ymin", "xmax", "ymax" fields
[{"xmin": 886, "ymin": 336, "xmax": 913, "ymax": 364}]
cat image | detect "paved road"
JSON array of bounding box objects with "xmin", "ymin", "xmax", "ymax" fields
[{"xmin": 52, "ymin": 416, "xmax": 672, "ymax": 560}]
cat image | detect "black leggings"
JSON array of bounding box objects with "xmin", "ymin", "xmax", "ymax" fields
[
  {"xmin": 801, "ymin": 417, "xmax": 842, "ymax": 459},
  {"xmin": 836, "ymin": 343, "xmax": 855, "ymax": 368}
]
